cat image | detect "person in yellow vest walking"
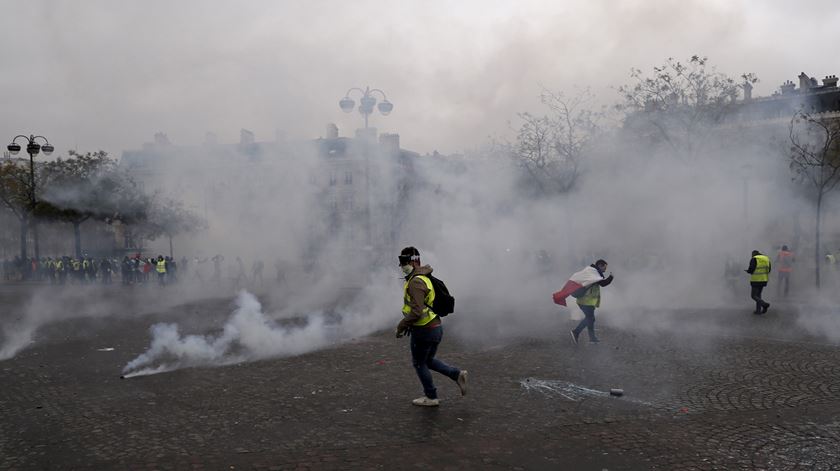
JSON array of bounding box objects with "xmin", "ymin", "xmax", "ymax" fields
[
  {"xmin": 396, "ymin": 246, "xmax": 467, "ymax": 407},
  {"xmin": 569, "ymin": 259, "xmax": 614, "ymax": 345},
  {"xmin": 745, "ymin": 250, "xmax": 771, "ymax": 314},
  {"xmin": 156, "ymin": 255, "xmax": 167, "ymax": 286},
  {"xmin": 775, "ymin": 245, "xmax": 794, "ymax": 297}
]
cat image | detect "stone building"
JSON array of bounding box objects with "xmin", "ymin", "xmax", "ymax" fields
[
  {"xmin": 727, "ymin": 72, "xmax": 840, "ymax": 125},
  {"xmin": 119, "ymin": 126, "xmax": 418, "ymax": 266}
]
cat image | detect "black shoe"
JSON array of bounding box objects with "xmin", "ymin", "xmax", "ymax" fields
[
  {"xmin": 569, "ymin": 330, "xmax": 579, "ymax": 345},
  {"xmin": 762, "ymin": 303, "xmax": 770, "ymax": 313},
  {"xmin": 753, "ymin": 311, "xmax": 762, "ymax": 315}
]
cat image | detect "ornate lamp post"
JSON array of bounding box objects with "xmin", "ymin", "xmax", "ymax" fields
[
  {"xmin": 339, "ymin": 86, "xmax": 393, "ymax": 129},
  {"xmin": 7, "ymin": 134, "xmax": 54, "ymax": 262}
]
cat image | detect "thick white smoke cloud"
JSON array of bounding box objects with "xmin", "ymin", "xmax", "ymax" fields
[
  {"xmin": 123, "ymin": 269, "xmax": 400, "ymax": 376},
  {"xmin": 123, "ymin": 290, "xmax": 328, "ymax": 376},
  {"xmin": 0, "ymin": 283, "xmax": 249, "ymax": 361}
]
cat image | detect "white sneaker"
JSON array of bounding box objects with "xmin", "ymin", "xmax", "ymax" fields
[
  {"xmin": 412, "ymin": 396, "xmax": 440, "ymax": 407},
  {"xmin": 457, "ymin": 370, "xmax": 468, "ymax": 396}
]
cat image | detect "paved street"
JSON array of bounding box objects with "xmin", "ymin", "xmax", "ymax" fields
[{"xmin": 1, "ymin": 285, "xmax": 840, "ymax": 470}]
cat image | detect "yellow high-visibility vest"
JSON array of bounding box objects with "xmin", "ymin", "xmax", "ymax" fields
[
  {"xmin": 156, "ymin": 260, "xmax": 167, "ymax": 273},
  {"xmin": 577, "ymin": 284, "xmax": 601, "ymax": 307},
  {"xmin": 402, "ymin": 275, "xmax": 437, "ymax": 326},
  {"xmin": 750, "ymin": 255, "xmax": 770, "ymax": 283}
]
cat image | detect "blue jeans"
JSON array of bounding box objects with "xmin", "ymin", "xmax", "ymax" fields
[
  {"xmin": 410, "ymin": 324, "xmax": 460, "ymax": 399},
  {"xmin": 573, "ymin": 305, "xmax": 598, "ymax": 341}
]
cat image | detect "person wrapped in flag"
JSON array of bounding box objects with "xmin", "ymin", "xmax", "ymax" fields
[{"xmin": 552, "ymin": 259, "xmax": 614, "ymax": 344}]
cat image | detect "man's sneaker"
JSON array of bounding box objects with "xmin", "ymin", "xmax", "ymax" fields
[
  {"xmin": 412, "ymin": 396, "xmax": 440, "ymax": 407},
  {"xmin": 570, "ymin": 330, "xmax": 579, "ymax": 345},
  {"xmin": 589, "ymin": 339, "xmax": 601, "ymax": 345},
  {"xmin": 457, "ymin": 370, "xmax": 468, "ymax": 396},
  {"xmin": 762, "ymin": 302, "xmax": 770, "ymax": 313}
]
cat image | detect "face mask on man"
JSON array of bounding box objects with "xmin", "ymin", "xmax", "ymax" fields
[{"xmin": 401, "ymin": 264, "xmax": 414, "ymax": 276}]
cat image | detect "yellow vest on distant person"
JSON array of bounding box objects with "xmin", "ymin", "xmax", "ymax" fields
[
  {"xmin": 156, "ymin": 260, "xmax": 167, "ymax": 273},
  {"xmin": 577, "ymin": 284, "xmax": 601, "ymax": 307},
  {"xmin": 750, "ymin": 255, "xmax": 770, "ymax": 283}
]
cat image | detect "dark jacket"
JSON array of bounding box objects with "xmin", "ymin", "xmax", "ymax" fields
[
  {"xmin": 592, "ymin": 264, "xmax": 614, "ymax": 287},
  {"xmin": 746, "ymin": 255, "xmax": 771, "ymax": 286}
]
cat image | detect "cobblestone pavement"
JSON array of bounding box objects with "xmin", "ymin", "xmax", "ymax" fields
[{"xmin": 1, "ymin": 285, "xmax": 839, "ymax": 470}]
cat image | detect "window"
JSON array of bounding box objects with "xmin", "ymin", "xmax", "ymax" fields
[
  {"xmin": 345, "ymin": 171, "xmax": 353, "ymax": 185},
  {"xmin": 329, "ymin": 173, "xmax": 337, "ymax": 186}
]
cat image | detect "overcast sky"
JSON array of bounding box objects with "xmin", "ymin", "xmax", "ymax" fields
[{"xmin": 1, "ymin": 0, "xmax": 837, "ymax": 156}]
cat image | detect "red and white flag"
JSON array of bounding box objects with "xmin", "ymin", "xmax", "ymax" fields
[{"xmin": 552, "ymin": 266, "xmax": 604, "ymax": 306}]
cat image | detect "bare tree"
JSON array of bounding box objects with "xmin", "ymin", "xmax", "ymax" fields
[
  {"xmin": 510, "ymin": 88, "xmax": 602, "ymax": 196},
  {"xmin": 618, "ymin": 55, "xmax": 757, "ymax": 160},
  {"xmin": 788, "ymin": 110, "xmax": 840, "ymax": 288}
]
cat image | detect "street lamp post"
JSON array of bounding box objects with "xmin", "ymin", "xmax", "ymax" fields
[
  {"xmin": 7, "ymin": 134, "xmax": 54, "ymax": 264},
  {"xmin": 337, "ymin": 87, "xmax": 393, "ymax": 251},
  {"xmin": 339, "ymin": 86, "xmax": 393, "ymax": 129}
]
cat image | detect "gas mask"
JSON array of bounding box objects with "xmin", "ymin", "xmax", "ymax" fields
[{"xmin": 401, "ymin": 265, "xmax": 414, "ymax": 276}]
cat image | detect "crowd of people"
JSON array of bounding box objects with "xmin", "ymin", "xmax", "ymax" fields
[
  {"xmin": 1, "ymin": 253, "xmax": 270, "ymax": 288},
  {"xmin": 2, "ymin": 254, "xmax": 177, "ymax": 286}
]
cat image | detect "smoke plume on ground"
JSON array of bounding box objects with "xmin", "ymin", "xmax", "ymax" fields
[{"xmin": 123, "ymin": 269, "xmax": 398, "ymax": 376}]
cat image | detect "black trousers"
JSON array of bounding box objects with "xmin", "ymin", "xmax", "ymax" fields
[{"xmin": 750, "ymin": 282, "xmax": 768, "ymax": 312}]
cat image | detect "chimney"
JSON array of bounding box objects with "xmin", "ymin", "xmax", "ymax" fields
[
  {"xmin": 743, "ymin": 81, "xmax": 753, "ymax": 101},
  {"xmin": 823, "ymin": 75, "xmax": 838, "ymax": 88},
  {"xmin": 240, "ymin": 128, "xmax": 255, "ymax": 146},
  {"xmin": 379, "ymin": 133, "xmax": 400, "ymax": 156},
  {"xmin": 798, "ymin": 72, "xmax": 811, "ymax": 92},
  {"xmin": 780, "ymin": 80, "xmax": 796, "ymax": 95},
  {"xmin": 325, "ymin": 123, "xmax": 338, "ymax": 139}
]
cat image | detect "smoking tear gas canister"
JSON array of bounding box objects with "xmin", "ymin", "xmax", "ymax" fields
[{"xmin": 610, "ymin": 388, "xmax": 624, "ymax": 397}]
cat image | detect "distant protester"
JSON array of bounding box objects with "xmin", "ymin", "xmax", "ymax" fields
[
  {"xmin": 746, "ymin": 250, "xmax": 771, "ymax": 314},
  {"xmin": 554, "ymin": 259, "xmax": 614, "ymax": 344},
  {"xmin": 775, "ymin": 245, "xmax": 794, "ymax": 297}
]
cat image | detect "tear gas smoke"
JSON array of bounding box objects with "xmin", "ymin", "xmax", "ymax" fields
[
  {"xmin": 6, "ymin": 108, "xmax": 840, "ymax": 370},
  {"xmin": 123, "ymin": 290, "xmax": 328, "ymax": 376},
  {"xmin": 123, "ymin": 272, "xmax": 398, "ymax": 376},
  {"xmin": 0, "ymin": 282, "xmax": 255, "ymax": 361}
]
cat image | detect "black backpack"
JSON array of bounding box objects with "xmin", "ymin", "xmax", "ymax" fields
[{"xmin": 414, "ymin": 274, "xmax": 455, "ymax": 316}]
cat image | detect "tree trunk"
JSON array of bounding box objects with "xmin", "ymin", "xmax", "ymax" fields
[
  {"xmin": 19, "ymin": 217, "xmax": 28, "ymax": 261},
  {"xmin": 74, "ymin": 221, "xmax": 82, "ymax": 259},
  {"xmin": 168, "ymin": 234, "xmax": 173, "ymax": 258},
  {"xmin": 815, "ymin": 192, "xmax": 822, "ymax": 289}
]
